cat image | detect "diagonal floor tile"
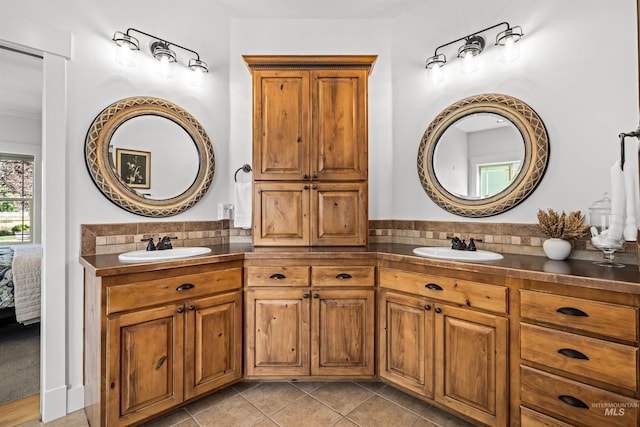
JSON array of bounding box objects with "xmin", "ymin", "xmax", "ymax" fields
[
  {"xmin": 241, "ymin": 382, "xmax": 306, "ymax": 415},
  {"xmin": 270, "ymin": 395, "xmax": 342, "ymax": 427},
  {"xmin": 346, "ymin": 395, "xmax": 420, "ymax": 427},
  {"xmin": 310, "ymin": 382, "xmax": 374, "ymax": 415},
  {"xmin": 192, "ymin": 394, "xmax": 266, "ymax": 427}
]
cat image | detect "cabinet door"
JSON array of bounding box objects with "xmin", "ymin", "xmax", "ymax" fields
[
  {"xmin": 107, "ymin": 304, "xmax": 184, "ymax": 426},
  {"xmin": 184, "ymin": 291, "xmax": 243, "ymax": 400},
  {"xmin": 311, "ymin": 288, "xmax": 375, "ymax": 376},
  {"xmin": 434, "ymin": 305, "xmax": 508, "ymax": 427},
  {"xmin": 252, "ymin": 70, "xmax": 310, "ymax": 180},
  {"xmin": 311, "ymin": 69, "xmax": 368, "ymax": 181},
  {"xmin": 253, "ymin": 182, "xmax": 310, "ymax": 246},
  {"xmin": 379, "ymin": 291, "xmax": 434, "ymax": 398},
  {"xmin": 245, "ymin": 288, "xmax": 311, "ymax": 376},
  {"xmin": 311, "ymin": 182, "xmax": 367, "ymax": 246}
]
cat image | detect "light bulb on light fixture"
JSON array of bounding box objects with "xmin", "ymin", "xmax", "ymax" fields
[
  {"xmin": 457, "ymin": 35, "xmax": 484, "ymax": 74},
  {"xmin": 425, "ymin": 53, "xmax": 446, "ymax": 84},
  {"xmin": 113, "ymin": 31, "xmax": 139, "ymax": 67},
  {"xmin": 189, "ymin": 58, "xmax": 209, "ymax": 87},
  {"xmin": 496, "ymin": 26, "xmax": 523, "ymax": 62},
  {"xmin": 151, "ymin": 41, "xmax": 176, "ymax": 78}
]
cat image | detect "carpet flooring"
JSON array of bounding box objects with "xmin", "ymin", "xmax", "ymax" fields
[{"xmin": 0, "ymin": 321, "xmax": 39, "ymax": 405}]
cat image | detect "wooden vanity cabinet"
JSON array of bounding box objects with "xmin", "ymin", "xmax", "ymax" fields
[
  {"xmin": 244, "ymin": 55, "xmax": 376, "ymax": 247},
  {"xmin": 84, "ymin": 261, "xmax": 243, "ymax": 427},
  {"xmin": 379, "ymin": 266, "xmax": 509, "ymax": 427},
  {"xmin": 518, "ymin": 287, "xmax": 640, "ymax": 426},
  {"xmin": 244, "ymin": 261, "xmax": 376, "ymax": 379}
]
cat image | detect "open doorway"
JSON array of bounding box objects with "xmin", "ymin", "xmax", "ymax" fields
[{"xmin": 0, "ymin": 46, "xmax": 43, "ymax": 422}]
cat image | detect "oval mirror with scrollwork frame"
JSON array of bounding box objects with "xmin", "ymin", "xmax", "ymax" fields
[
  {"xmin": 417, "ymin": 94, "xmax": 549, "ymax": 217},
  {"xmin": 85, "ymin": 97, "xmax": 215, "ymax": 217}
]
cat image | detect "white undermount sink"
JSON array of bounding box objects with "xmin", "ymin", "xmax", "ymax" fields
[
  {"xmin": 412, "ymin": 247, "xmax": 504, "ymax": 262},
  {"xmin": 118, "ymin": 247, "xmax": 212, "ymax": 263}
]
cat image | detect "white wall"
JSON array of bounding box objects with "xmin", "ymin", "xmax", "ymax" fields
[
  {"xmin": 3, "ymin": 0, "xmax": 638, "ymax": 418},
  {"xmin": 391, "ymin": 0, "xmax": 638, "ymax": 222}
]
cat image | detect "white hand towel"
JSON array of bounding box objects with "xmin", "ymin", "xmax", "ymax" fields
[
  {"xmin": 609, "ymin": 161, "xmax": 625, "ymax": 240},
  {"xmin": 623, "ymin": 137, "xmax": 640, "ymax": 241},
  {"xmin": 234, "ymin": 176, "xmax": 252, "ymax": 229}
]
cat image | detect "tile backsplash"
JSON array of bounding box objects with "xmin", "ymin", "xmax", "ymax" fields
[
  {"xmin": 368, "ymin": 220, "xmax": 638, "ymax": 264},
  {"xmin": 80, "ymin": 219, "xmax": 637, "ymax": 265},
  {"xmin": 81, "ymin": 220, "xmax": 251, "ymax": 256}
]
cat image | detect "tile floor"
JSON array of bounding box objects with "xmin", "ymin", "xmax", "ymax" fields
[{"xmin": 21, "ymin": 382, "xmax": 477, "ymax": 427}]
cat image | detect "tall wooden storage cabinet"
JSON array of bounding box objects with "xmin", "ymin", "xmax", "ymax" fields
[{"xmin": 243, "ymin": 55, "xmax": 376, "ymax": 246}]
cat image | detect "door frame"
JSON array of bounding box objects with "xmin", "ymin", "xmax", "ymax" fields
[{"xmin": 0, "ymin": 15, "xmax": 70, "ymax": 423}]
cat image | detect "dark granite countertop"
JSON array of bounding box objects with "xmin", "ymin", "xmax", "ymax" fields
[{"xmin": 79, "ymin": 243, "xmax": 640, "ymax": 294}]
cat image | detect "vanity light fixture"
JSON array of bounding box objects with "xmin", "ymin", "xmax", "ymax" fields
[
  {"xmin": 425, "ymin": 22, "xmax": 523, "ymax": 83},
  {"xmin": 112, "ymin": 28, "xmax": 209, "ymax": 84}
]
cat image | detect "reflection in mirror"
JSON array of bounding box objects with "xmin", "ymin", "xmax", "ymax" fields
[
  {"xmin": 434, "ymin": 112, "xmax": 524, "ymax": 199},
  {"xmin": 417, "ymin": 94, "xmax": 549, "ymax": 217},
  {"xmin": 109, "ymin": 116, "xmax": 199, "ymax": 200},
  {"xmin": 85, "ymin": 97, "xmax": 214, "ymax": 217}
]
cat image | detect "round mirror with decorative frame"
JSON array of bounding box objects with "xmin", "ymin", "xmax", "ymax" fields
[
  {"xmin": 417, "ymin": 93, "xmax": 549, "ymax": 217},
  {"xmin": 85, "ymin": 97, "xmax": 215, "ymax": 217}
]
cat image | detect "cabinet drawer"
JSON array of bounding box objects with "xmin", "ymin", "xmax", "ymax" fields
[
  {"xmin": 521, "ymin": 366, "xmax": 639, "ymax": 427},
  {"xmin": 520, "ymin": 323, "xmax": 638, "ymax": 391},
  {"xmin": 520, "ymin": 290, "xmax": 638, "ymax": 342},
  {"xmin": 107, "ymin": 268, "xmax": 242, "ymax": 314},
  {"xmin": 245, "ymin": 266, "xmax": 310, "ymax": 287},
  {"xmin": 379, "ymin": 268, "xmax": 507, "ymax": 314},
  {"xmin": 520, "ymin": 406, "xmax": 574, "ymax": 427},
  {"xmin": 311, "ymin": 266, "xmax": 374, "ymax": 287}
]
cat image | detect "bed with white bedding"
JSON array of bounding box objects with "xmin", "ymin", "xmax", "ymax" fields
[{"xmin": 0, "ymin": 245, "xmax": 42, "ymax": 324}]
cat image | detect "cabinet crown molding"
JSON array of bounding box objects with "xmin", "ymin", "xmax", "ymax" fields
[{"xmin": 243, "ymin": 55, "xmax": 377, "ymax": 74}]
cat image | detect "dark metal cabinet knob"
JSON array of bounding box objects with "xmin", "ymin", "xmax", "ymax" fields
[{"xmin": 434, "ymin": 307, "xmax": 442, "ymax": 314}]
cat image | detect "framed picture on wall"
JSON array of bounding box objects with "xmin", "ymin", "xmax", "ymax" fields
[{"xmin": 116, "ymin": 148, "xmax": 151, "ymax": 189}]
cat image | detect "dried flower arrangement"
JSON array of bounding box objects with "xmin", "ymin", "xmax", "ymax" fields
[{"xmin": 537, "ymin": 209, "xmax": 589, "ymax": 241}]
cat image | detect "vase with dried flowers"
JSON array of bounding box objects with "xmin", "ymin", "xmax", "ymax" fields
[{"xmin": 537, "ymin": 209, "xmax": 589, "ymax": 260}]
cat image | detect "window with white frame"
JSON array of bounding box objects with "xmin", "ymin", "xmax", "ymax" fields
[
  {"xmin": 478, "ymin": 161, "xmax": 520, "ymax": 198},
  {"xmin": 0, "ymin": 154, "xmax": 34, "ymax": 244}
]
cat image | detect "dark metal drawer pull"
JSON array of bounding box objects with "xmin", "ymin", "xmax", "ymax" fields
[
  {"xmin": 176, "ymin": 283, "xmax": 195, "ymax": 291},
  {"xmin": 156, "ymin": 356, "xmax": 167, "ymax": 370},
  {"xmin": 336, "ymin": 273, "xmax": 352, "ymax": 280},
  {"xmin": 558, "ymin": 395, "xmax": 589, "ymax": 409},
  {"xmin": 558, "ymin": 348, "xmax": 589, "ymax": 360},
  {"xmin": 425, "ymin": 283, "xmax": 443, "ymax": 291},
  {"xmin": 270, "ymin": 273, "xmax": 286, "ymax": 280},
  {"xmin": 556, "ymin": 307, "xmax": 588, "ymax": 317}
]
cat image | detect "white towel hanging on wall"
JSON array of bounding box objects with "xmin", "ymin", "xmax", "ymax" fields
[
  {"xmin": 623, "ymin": 137, "xmax": 640, "ymax": 240},
  {"xmin": 234, "ymin": 168, "xmax": 252, "ymax": 229},
  {"xmin": 610, "ymin": 131, "xmax": 640, "ymax": 241}
]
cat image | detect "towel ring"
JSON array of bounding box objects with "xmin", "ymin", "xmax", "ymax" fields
[{"xmin": 234, "ymin": 164, "xmax": 252, "ymax": 182}]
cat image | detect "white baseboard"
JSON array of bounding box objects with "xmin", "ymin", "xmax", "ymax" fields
[
  {"xmin": 67, "ymin": 384, "xmax": 85, "ymax": 413},
  {"xmin": 41, "ymin": 385, "xmax": 67, "ymax": 423}
]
